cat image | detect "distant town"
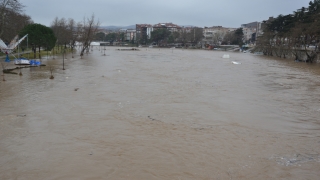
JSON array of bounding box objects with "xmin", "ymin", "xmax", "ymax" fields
[
  {"xmin": 96, "ymin": 21, "xmax": 262, "ymax": 49},
  {"xmin": 94, "ymin": 3, "xmax": 319, "ymax": 63},
  {"xmin": 1, "ymin": 0, "xmax": 319, "ymax": 63}
]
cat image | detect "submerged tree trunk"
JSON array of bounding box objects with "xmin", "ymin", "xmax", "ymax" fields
[
  {"xmin": 78, "ymin": 14, "xmax": 99, "ymax": 57},
  {"xmin": 32, "ymin": 46, "xmax": 36, "ymax": 59},
  {"xmin": 38, "ymin": 46, "xmax": 41, "ymax": 59}
]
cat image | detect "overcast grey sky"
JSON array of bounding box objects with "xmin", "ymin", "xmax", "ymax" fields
[{"xmin": 22, "ymin": 0, "xmax": 311, "ymax": 27}]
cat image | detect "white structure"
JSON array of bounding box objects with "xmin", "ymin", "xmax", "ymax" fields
[{"xmin": 125, "ymin": 29, "xmax": 136, "ymax": 41}]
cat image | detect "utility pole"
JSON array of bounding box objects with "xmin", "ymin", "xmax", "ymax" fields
[
  {"xmin": 194, "ymin": 27, "xmax": 195, "ymax": 44},
  {"xmin": 256, "ymin": 21, "xmax": 259, "ymax": 45}
]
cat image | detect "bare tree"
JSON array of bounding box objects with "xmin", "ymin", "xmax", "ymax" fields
[
  {"xmin": 2, "ymin": 10, "xmax": 31, "ymax": 42},
  {"xmin": 49, "ymin": 65, "xmax": 54, "ymax": 79},
  {"xmin": 0, "ymin": 0, "xmax": 24, "ymax": 38},
  {"xmin": 212, "ymin": 31, "xmax": 225, "ymax": 45},
  {"xmin": 191, "ymin": 27, "xmax": 203, "ymax": 46},
  {"xmin": 1, "ymin": 61, "xmax": 8, "ymax": 81},
  {"xmin": 180, "ymin": 30, "xmax": 190, "ymax": 48},
  {"xmin": 51, "ymin": 17, "xmax": 69, "ymax": 52},
  {"xmin": 78, "ymin": 14, "xmax": 99, "ymax": 57},
  {"xmin": 222, "ymin": 31, "xmax": 234, "ymax": 45},
  {"xmin": 67, "ymin": 18, "xmax": 77, "ymax": 58}
]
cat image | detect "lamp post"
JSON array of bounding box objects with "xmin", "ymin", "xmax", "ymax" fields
[
  {"xmin": 62, "ymin": 48, "xmax": 65, "ymax": 70},
  {"xmin": 46, "ymin": 43, "xmax": 48, "ymax": 60},
  {"xmin": 72, "ymin": 44, "xmax": 74, "ymax": 58},
  {"xmin": 31, "ymin": 43, "xmax": 34, "ymax": 59},
  {"xmin": 39, "ymin": 38, "xmax": 42, "ymax": 61}
]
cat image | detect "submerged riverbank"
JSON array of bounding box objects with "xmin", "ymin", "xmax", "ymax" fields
[{"xmin": 1, "ymin": 47, "xmax": 320, "ymax": 179}]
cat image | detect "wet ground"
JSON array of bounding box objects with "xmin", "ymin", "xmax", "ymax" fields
[{"xmin": 1, "ymin": 47, "xmax": 320, "ymax": 179}]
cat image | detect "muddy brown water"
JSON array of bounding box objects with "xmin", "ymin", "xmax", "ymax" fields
[{"xmin": 1, "ymin": 47, "xmax": 320, "ymax": 180}]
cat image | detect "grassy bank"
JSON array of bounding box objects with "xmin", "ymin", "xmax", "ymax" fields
[{"xmin": 1, "ymin": 46, "xmax": 76, "ymax": 60}]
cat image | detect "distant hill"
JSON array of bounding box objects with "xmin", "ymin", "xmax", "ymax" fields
[{"xmin": 100, "ymin": 25, "xmax": 136, "ymax": 30}]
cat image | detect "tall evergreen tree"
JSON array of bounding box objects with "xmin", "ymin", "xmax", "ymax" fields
[{"xmin": 19, "ymin": 23, "xmax": 57, "ymax": 58}]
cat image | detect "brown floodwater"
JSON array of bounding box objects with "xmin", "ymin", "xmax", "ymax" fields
[{"xmin": 1, "ymin": 47, "xmax": 320, "ymax": 180}]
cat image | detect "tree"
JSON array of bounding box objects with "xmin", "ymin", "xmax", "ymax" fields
[
  {"xmin": 168, "ymin": 31, "xmax": 180, "ymax": 43},
  {"xmin": 1, "ymin": 61, "xmax": 8, "ymax": 81},
  {"xmin": 221, "ymin": 29, "xmax": 243, "ymax": 47},
  {"xmin": 191, "ymin": 27, "xmax": 204, "ymax": 46},
  {"xmin": 0, "ymin": 0, "xmax": 24, "ymax": 38},
  {"xmin": 105, "ymin": 32, "xmax": 118, "ymax": 42},
  {"xmin": 221, "ymin": 31, "xmax": 233, "ymax": 45},
  {"xmin": 233, "ymin": 28, "xmax": 244, "ymax": 47},
  {"xmin": 67, "ymin": 18, "xmax": 77, "ymax": 58},
  {"xmin": 1, "ymin": 10, "xmax": 32, "ymax": 43},
  {"xmin": 212, "ymin": 31, "xmax": 225, "ymax": 45},
  {"xmin": 256, "ymin": 0, "xmax": 320, "ymax": 62},
  {"xmin": 151, "ymin": 28, "xmax": 171, "ymax": 45},
  {"xmin": 94, "ymin": 32, "xmax": 105, "ymax": 41},
  {"xmin": 119, "ymin": 32, "xmax": 125, "ymax": 42},
  {"xmin": 51, "ymin": 17, "xmax": 70, "ymax": 49},
  {"xmin": 19, "ymin": 23, "xmax": 57, "ymax": 59},
  {"xmin": 180, "ymin": 30, "xmax": 190, "ymax": 47},
  {"xmin": 78, "ymin": 14, "xmax": 99, "ymax": 57}
]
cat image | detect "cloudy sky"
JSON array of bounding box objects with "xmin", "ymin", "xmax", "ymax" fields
[{"xmin": 22, "ymin": 0, "xmax": 311, "ymax": 27}]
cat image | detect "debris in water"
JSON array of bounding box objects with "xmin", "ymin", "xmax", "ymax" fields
[
  {"xmin": 222, "ymin": 54, "xmax": 230, "ymax": 58},
  {"xmin": 74, "ymin": 88, "xmax": 79, "ymax": 91},
  {"xmin": 148, "ymin": 116, "xmax": 156, "ymax": 121},
  {"xmin": 270, "ymin": 153, "xmax": 320, "ymax": 166},
  {"xmin": 232, "ymin": 61, "xmax": 241, "ymax": 65}
]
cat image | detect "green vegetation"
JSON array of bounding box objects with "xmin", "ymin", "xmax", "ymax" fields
[
  {"xmin": 221, "ymin": 28, "xmax": 244, "ymax": 47},
  {"xmin": 95, "ymin": 32, "xmax": 126, "ymax": 43},
  {"xmin": 19, "ymin": 24, "xmax": 57, "ymax": 59},
  {"xmin": 151, "ymin": 28, "xmax": 171, "ymax": 45}
]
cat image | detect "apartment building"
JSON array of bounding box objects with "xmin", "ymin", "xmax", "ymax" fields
[
  {"xmin": 202, "ymin": 26, "xmax": 236, "ymax": 46},
  {"xmin": 241, "ymin": 21, "xmax": 262, "ymax": 43},
  {"xmin": 153, "ymin": 22, "xmax": 182, "ymax": 32}
]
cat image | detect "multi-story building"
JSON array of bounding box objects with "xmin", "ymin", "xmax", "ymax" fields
[
  {"xmin": 153, "ymin": 22, "xmax": 182, "ymax": 32},
  {"xmin": 136, "ymin": 23, "xmax": 181, "ymax": 44},
  {"xmin": 125, "ymin": 29, "xmax": 136, "ymax": 41},
  {"xmin": 202, "ymin": 26, "xmax": 236, "ymax": 46},
  {"xmin": 136, "ymin": 24, "xmax": 153, "ymax": 44},
  {"xmin": 241, "ymin": 22, "xmax": 262, "ymax": 43}
]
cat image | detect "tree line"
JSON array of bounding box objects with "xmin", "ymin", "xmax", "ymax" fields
[
  {"xmin": 255, "ymin": 0, "xmax": 320, "ymax": 62},
  {"xmin": 0, "ymin": 0, "xmax": 99, "ymax": 59},
  {"xmin": 222, "ymin": 28, "xmax": 244, "ymax": 46},
  {"xmin": 145, "ymin": 27, "xmax": 203, "ymax": 47},
  {"xmin": 0, "ymin": 0, "xmax": 32, "ymax": 43},
  {"xmin": 94, "ymin": 32, "xmax": 126, "ymax": 43},
  {"xmin": 50, "ymin": 15, "xmax": 99, "ymax": 57}
]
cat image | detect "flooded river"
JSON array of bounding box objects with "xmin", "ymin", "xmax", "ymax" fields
[{"xmin": 1, "ymin": 47, "xmax": 320, "ymax": 179}]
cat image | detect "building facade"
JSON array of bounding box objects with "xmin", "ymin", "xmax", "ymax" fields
[
  {"xmin": 202, "ymin": 26, "xmax": 237, "ymax": 46},
  {"xmin": 136, "ymin": 24, "xmax": 153, "ymax": 44},
  {"xmin": 241, "ymin": 22, "xmax": 262, "ymax": 43}
]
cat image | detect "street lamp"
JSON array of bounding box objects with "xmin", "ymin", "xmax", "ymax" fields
[
  {"xmin": 46, "ymin": 43, "xmax": 48, "ymax": 60},
  {"xmin": 62, "ymin": 48, "xmax": 65, "ymax": 70}
]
